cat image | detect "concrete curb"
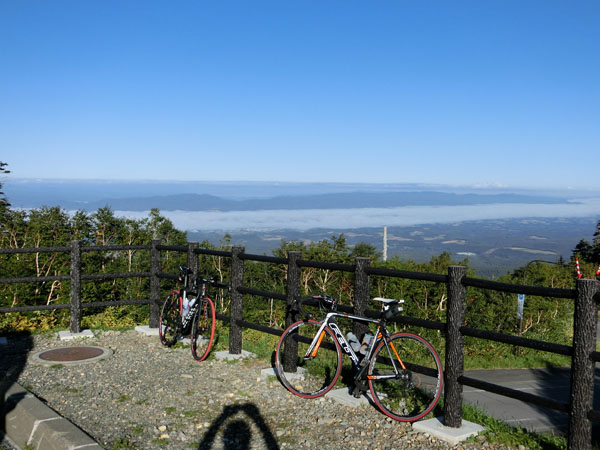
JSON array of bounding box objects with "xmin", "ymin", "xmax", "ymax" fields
[
  {"xmin": 2, "ymin": 381, "xmax": 102, "ymax": 450},
  {"xmin": 413, "ymin": 417, "xmax": 485, "ymax": 445}
]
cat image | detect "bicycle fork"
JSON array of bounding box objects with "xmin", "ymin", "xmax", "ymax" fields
[{"xmin": 353, "ymin": 333, "xmax": 409, "ymax": 398}]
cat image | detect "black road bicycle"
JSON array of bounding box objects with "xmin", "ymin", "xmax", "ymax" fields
[
  {"xmin": 159, "ymin": 266, "xmax": 229, "ymax": 361},
  {"xmin": 274, "ymin": 295, "xmax": 443, "ymax": 422}
]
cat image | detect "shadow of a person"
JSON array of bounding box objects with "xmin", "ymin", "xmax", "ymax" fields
[
  {"xmin": 223, "ymin": 419, "xmax": 251, "ymax": 450},
  {"xmin": 198, "ymin": 402, "xmax": 279, "ymax": 450},
  {"xmin": 0, "ymin": 331, "xmax": 34, "ymax": 439}
]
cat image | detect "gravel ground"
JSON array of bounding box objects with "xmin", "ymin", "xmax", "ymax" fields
[{"xmin": 1, "ymin": 329, "xmax": 522, "ymax": 450}]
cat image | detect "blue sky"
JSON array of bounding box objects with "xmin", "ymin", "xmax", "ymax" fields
[{"xmin": 1, "ymin": 1, "xmax": 598, "ymax": 190}]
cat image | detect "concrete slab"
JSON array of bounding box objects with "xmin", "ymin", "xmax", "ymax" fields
[
  {"xmin": 413, "ymin": 417, "xmax": 485, "ymax": 445},
  {"xmin": 2, "ymin": 382, "xmax": 102, "ymax": 449},
  {"xmin": 215, "ymin": 350, "xmax": 256, "ymax": 361},
  {"xmin": 325, "ymin": 387, "xmax": 370, "ymax": 408},
  {"xmin": 57, "ymin": 329, "xmax": 94, "ymax": 340},
  {"xmin": 261, "ymin": 366, "xmax": 306, "ymax": 381},
  {"xmin": 135, "ymin": 325, "xmax": 159, "ymax": 336},
  {"xmin": 179, "ymin": 337, "xmax": 191, "ymax": 345},
  {"xmin": 262, "ymin": 368, "xmax": 370, "ymax": 409}
]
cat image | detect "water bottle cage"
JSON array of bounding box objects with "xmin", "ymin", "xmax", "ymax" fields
[{"xmin": 182, "ymin": 302, "xmax": 199, "ymax": 328}]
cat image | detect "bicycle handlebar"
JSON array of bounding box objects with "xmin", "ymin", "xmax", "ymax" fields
[
  {"xmin": 293, "ymin": 295, "xmax": 337, "ymax": 320},
  {"xmin": 209, "ymin": 280, "xmax": 231, "ymax": 290},
  {"xmin": 294, "ymin": 296, "xmax": 314, "ymax": 320},
  {"xmin": 179, "ymin": 266, "xmax": 193, "ymax": 275},
  {"xmin": 293, "ymin": 295, "xmax": 403, "ymax": 322}
]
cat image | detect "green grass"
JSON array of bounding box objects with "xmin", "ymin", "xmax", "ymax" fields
[
  {"xmin": 209, "ymin": 324, "xmax": 279, "ymax": 361},
  {"xmin": 62, "ymin": 387, "xmax": 80, "ymax": 394},
  {"xmin": 462, "ymin": 403, "xmax": 568, "ymax": 450},
  {"xmin": 110, "ymin": 437, "xmax": 136, "ymax": 450},
  {"xmin": 463, "ymin": 340, "xmax": 571, "ymax": 370}
]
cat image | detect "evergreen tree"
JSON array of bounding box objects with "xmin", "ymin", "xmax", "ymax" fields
[{"xmin": 0, "ymin": 161, "xmax": 9, "ymax": 208}]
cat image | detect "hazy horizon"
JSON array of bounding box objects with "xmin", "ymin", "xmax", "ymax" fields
[
  {"xmin": 111, "ymin": 198, "xmax": 600, "ymax": 232},
  {"xmin": 4, "ymin": 178, "xmax": 599, "ymax": 232}
]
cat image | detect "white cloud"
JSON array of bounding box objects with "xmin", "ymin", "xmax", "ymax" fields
[{"xmin": 113, "ymin": 197, "xmax": 600, "ymax": 232}]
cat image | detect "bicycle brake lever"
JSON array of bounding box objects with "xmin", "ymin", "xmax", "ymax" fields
[{"xmin": 294, "ymin": 297, "xmax": 313, "ymax": 320}]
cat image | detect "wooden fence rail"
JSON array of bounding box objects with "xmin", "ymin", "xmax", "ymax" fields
[{"xmin": 0, "ymin": 240, "xmax": 598, "ymax": 450}]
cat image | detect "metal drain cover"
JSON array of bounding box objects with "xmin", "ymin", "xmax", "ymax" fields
[{"xmin": 31, "ymin": 346, "xmax": 112, "ymax": 365}]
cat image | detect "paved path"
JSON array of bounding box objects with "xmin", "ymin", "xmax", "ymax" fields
[
  {"xmin": 463, "ymin": 367, "xmax": 572, "ymax": 434},
  {"xmin": 463, "ymin": 364, "xmax": 600, "ymax": 444},
  {"xmin": 459, "ymin": 318, "xmax": 600, "ymax": 438}
]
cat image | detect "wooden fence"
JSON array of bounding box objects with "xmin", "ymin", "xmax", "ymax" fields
[{"xmin": 0, "ymin": 240, "xmax": 599, "ymax": 450}]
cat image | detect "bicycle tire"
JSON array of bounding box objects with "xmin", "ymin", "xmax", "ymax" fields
[
  {"xmin": 368, "ymin": 332, "xmax": 443, "ymax": 422},
  {"xmin": 159, "ymin": 290, "xmax": 181, "ymax": 347},
  {"xmin": 190, "ymin": 297, "xmax": 216, "ymax": 361},
  {"xmin": 275, "ymin": 320, "xmax": 342, "ymax": 399}
]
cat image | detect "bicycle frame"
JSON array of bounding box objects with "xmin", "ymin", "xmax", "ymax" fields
[
  {"xmin": 304, "ymin": 311, "xmax": 405, "ymax": 379},
  {"xmin": 180, "ymin": 280, "xmax": 211, "ymax": 329}
]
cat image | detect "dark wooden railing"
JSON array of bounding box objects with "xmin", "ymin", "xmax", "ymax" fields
[{"xmin": 1, "ymin": 240, "xmax": 598, "ymax": 450}]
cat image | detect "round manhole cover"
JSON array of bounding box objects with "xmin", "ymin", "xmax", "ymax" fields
[{"xmin": 31, "ymin": 346, "xmax": 112, "ymax": 365}]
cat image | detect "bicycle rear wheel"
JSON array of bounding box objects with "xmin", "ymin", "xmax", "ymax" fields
[
  {"xmin": 275, "ymin": 320, "xmax": 342, "ymax": 399},
  {"xmin": 368, "ymin": 332, "xmax": 443, "ymax": 422},
  {"xmin": 190, "ymin": 297, "xmax": 216, "ymax": 361},
  {"xmin": 159, "ymin": 290, "xmax": 181, "ymax": 347}
]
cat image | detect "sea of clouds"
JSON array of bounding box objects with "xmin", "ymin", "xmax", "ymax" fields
[{"xmin": 113, "ymin": 197, "xmax": 600, "ymax": 232}]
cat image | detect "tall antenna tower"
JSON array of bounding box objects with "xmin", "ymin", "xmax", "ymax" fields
[{"xmin": 383, "ymin": 226, "xmax": 387, "ymax": 261}]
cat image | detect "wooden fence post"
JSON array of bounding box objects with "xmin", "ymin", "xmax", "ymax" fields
[
  {"xmin": 353, "ymin": 257, "xmax": 370, "ymax": 339},
  {"xmin": 229, "ymin": 246, "xmax": 245, "ymax": 355},
  {"xmin": 188, "ymin": 242, "xmax": 198, "ymax": 274},
  {"xmin": 568, "ymin": 278, "xmax": 599, "ymax": 450},
  {"xmin": 69, "ymin": 240, "xmax": 82, "ymax": 334},
  {"xmin": 149, "ymin": 239, "xmax": 161, "ymax": 328},
  {"xmin": 443, "ymin": 265, "xmax": 467, "ymax": 428},
  {"xmin": 283, "ymin": 251, "xmax": 301, "ymax": 372}
]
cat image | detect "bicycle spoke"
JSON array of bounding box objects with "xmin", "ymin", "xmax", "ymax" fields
[
  {"xmin": 368, "ymin": 333, "xmax": 442, "ymax": 422},
  {"xmin": 275, "ymin": 320, "xmax": 342, "ymax": 399},
  {"xmin": 159, "ymin": 291, "xmax": 181, "ymax": 347}
]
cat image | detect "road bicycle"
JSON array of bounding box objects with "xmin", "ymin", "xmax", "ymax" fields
[
  {"xmin": 159, "ymin": 266, "xmax": 229, "ymax": 361},
  {"xmin": 274, "ymin": 295, "xmax": 443, "ymax": 422}
]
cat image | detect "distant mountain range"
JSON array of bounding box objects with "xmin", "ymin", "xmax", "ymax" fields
[
  {"xmin": 34, "ymin": 191, "xmax": 571, "ymax": 212},
  {"xmin": 5, "ymin": 179, "xmax": 580, "ymax": 212},
  {"xmin": 4, "ymin": 179, "xmax": 597, "ymax": 275}
]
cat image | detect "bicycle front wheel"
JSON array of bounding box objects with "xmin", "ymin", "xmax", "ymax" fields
[
  {"xmin": 190, "ymin": 297, "xmax": 216, "ymax": 361},
  {"xmin": 368, "ymin": 332, "xmax": 443, "ymax": 422},
  {"xmin": 159, "ymin": 290, "xmax": 181, "ymax": 347},
  {"xmin": 275, "ymin": 320, "xmax": 342, "ymax": 399}
]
